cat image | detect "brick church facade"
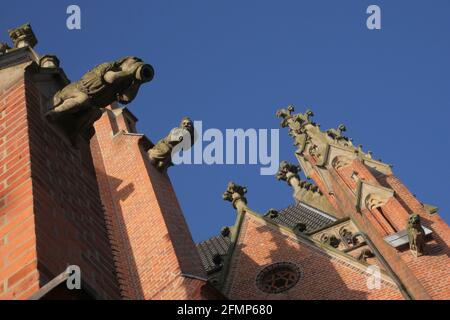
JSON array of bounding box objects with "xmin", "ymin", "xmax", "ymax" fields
[{"xmin": 0, "ymin": 24, "xmax": 449, "ymax": 300}]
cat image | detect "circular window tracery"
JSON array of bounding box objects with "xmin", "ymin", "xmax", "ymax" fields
[{"xmin": 256, "ymin": 262, "xmax": 301, "ymax": 294}]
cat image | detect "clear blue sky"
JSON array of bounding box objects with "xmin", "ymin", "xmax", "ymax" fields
[{"xmin": 1, "ymin": 1, "xmax": 449, "ymax": 242}]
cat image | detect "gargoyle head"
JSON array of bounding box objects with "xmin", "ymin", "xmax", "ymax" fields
[
  {"xmin": 408, "ymin": 214, "xmax": 422, "ymax": 230},
  {"xmin": 117, "ymin": 56, "xmax": 154, "ymax": 83}
]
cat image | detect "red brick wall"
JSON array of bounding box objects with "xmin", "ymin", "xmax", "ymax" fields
[
  {"xmin": 225, "ymin": 213, "xmax": 404, "ymax": 300},
  {"xmin": 91, "ymin": 108, "xmax": 210, "ymax": 299},
  {"xmin": 0, "ymin": 73, "xmax": 122, "ymax": 299},
  {"xmin": 305, "ymin": 155, "xmax": 450, "ymax": 299},
  {"xmin": 0, "ymin": 78, "xmax": 38, "ymax": 300}
]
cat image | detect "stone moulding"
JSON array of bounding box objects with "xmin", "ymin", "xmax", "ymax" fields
[
  {"xmin": 355, "ymin": 180, "xmax": 394, "ymax": 213},
  {"xmin": 325, "ymin": 143, "xmax": 356, "ymax": 169}
]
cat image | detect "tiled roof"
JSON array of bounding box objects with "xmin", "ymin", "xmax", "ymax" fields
[
  {"xmin": 271, "ymin": 201, "xmax": 337, "ymax": 232},
  {"xmin": 196, "ymin": 202, "xmax": 336, "ymax": 274},
  {"xmin": 197, "ymin": 235, "xmax": 231, "ymax": 273}
]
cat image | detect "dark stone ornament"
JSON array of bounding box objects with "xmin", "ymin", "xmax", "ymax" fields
[
  {"xmin": 265, "ymin": 209, "xmax": 279, "ymax": 219},
  {"xmin": 357, "ymin": 248, "xmax": 375, "ymax": 262},
  {"xmin": 293, "ymin": 223, "xmax": 307, "ymax": 233},
  {"xmin": 320, "ymin": 233, "xmax": 340, "ymax": 248},
  {"xmin": 46, "ymin": 56, "xmax": 154, "ymax": 145},
  {"xmin": 148, "ymin": 117, "xmax": 194, "ymax": 172},
  {"xmin": 407, "ymin": 214, "xmax": 426, "ymax": 257}
]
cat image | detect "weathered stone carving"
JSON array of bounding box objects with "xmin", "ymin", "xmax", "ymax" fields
[
  {"xmin": 265, "ymin": 209, "xmax": 279, "ymax": 219},
  {"xmin": 0, "ymin": 42, "xmax": 11, "ymax": 55},
  {"xmin": 276, "ymin": 161, "xmax": 322, "ymax": 197},
  {"xmin": 275, "ymin": 105, "xmax": 313, "ymax": 154},
  {"xmin": 275, "ymin": 105, "xmax": 294, "ymax": 127},
  {"xmin": 47, "ymin": 56, "xmax": 153, "ymax": 120},
  {"xmin": 327, "ymin": 124, "xmax": 352, "ymax": 146},
  {"xmin": 357, "ymin": 248, "xmax": 375, "ymax": 262},
  {"xmin": 320, "ymin": 233, "xmax": 340, "ymax": 248},
  {"xmin": 300, "ymin": 180, "xmax": 320, "ymax": 193},
  {"xmin": 45, "ymin": 56, "xmax": 153, "ymax": 144},
  {"xmin": 295, "ymin": 109, "xmax": 315, "ymax": 126},
  {"xmin": 407, "ymin": 214, "xmax": 426, "ymax": 257},
  {"xmin": 293, "ymin": 222, "xmax": 307, "ymax": 233},
  {"xmin": 39, "ymin": 55, "xmax": 60, "ymax": 68},
  {"xmin": 220, "ymin": 226, "xmax": 231, "ymax": 237},
  {"xmin": 276, "ymin": 161, "xmax": 300, "ymax": 184},
  {"xmin": 309, "ymin": 143, "xmax": 325, "ymax": 161},
  {"xmin": 223, "ymin": 182, "xmax": 248, "ymax": 213},
  {"xmin": 148, "ymin": 117, "xmax": 194, "ymax": 171},
  {"xmin": 340, "ymin": 228, "xmax": 358, "ymax": 246},
  {"xmin": 212, "ymin": 254, "xmax": 223, "ymax": 266},
  {"xmin": 8, "ymin": 23, "xmax": 37, "ymax": 48}
]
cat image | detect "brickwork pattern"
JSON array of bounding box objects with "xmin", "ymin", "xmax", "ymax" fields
[{"xmin": 225, "ymin": 213, "xmax": 404, "ymax": 300}]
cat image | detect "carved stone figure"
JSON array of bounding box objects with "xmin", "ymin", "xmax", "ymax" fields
[
  {"xmin": 308, "ymin": 144, "xmax": 321, "ymax": 159},
  {"xmin": 320, "ymin": 233, "xmax": 340, "ymax": 248},
  {"xmin": 148, "ymin": 117, "xmax": 194, "ymax": 171},
  {"xmin": 47, "ymin": 56, "xmax": 153, "ymax": 120},
  {"xmin": 357, "ymin": 248, "xmax": 375, "ymax": 262},
  {"xmin": 340, "ymin": 228, "xmax": 358, "ymax": 246},
  {"xmin": 46, "ymin": 56, "xmax": 154, "ymax": 145},
  {"xmin": 407, "ymin": 214, "xmax": 426, "ymax": 257}
]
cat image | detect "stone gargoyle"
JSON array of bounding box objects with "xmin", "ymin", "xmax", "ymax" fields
[
  {"xmin": 46, "ymin": 56, "xmax": 154, "ymax": 145},
  {"xmin": 148, "ymin": 117, "xmax": 195, "ymax": 171},
  {"xmin": 407, "ymin": 214, "xmax": 426, "ymax": 257}
]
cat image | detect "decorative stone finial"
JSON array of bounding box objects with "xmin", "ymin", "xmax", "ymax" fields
[
  {"xmin": 294, "ymin": 109, "xmax": 315, "ymax": 126},
  {"xmin": 276, "ymin": 106, "xmax": 316, "ymax": 154},
  {"xmin": 222, "ymin": 182, "xmax": 248, "ymax": 213},
  {"xmin": 275, "ymin": 105, "xmax": 294, "ymax": 128},
  {"xmin": 407, "ymin": 214, "xmax": 426, "ymax": 257},
  {"xmin": 148, "ymin": 117, "xmax": 194, "ymax": 172},
  {"xmin": 327, "ymin": 124, "xmax": 347, "ymax": 141},
  {"xmin": 293, "ymin": 222, "xmax": 307, "ymax": 233},
  {"xmin": 39, "ymin": 54, "xmax": 60, "ymax": 68},
  {"xmin": 220, "ymin": 226, "xmax": 231, "ymax": 237},
  {"xmin": 45, "ymin": 56, "xmax": 154, "ymax": 145},
  {"xmin": 276, "ymin": 161, "xmax": 300, "ymax": 183},
  {"xmin": 8, "ymin": 23, "xmax": 37, "ymax": 49},
  {"xmin": 276, "ymin": 161, "xmax": 303, "ymax": 193},
  {"xmin": 212, "ymin": 254, "xmax": 223, "ymax": 266}
]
